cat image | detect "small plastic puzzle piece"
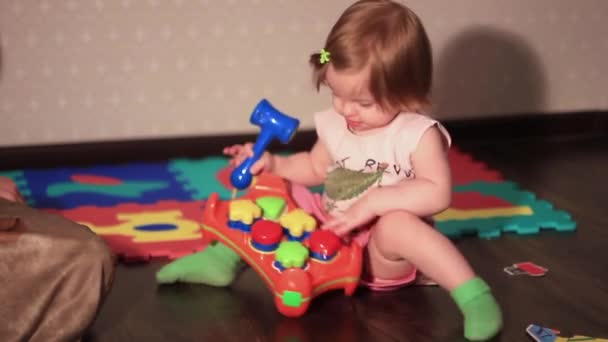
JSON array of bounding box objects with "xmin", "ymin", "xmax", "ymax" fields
[
  {"xmin": 503, "ymin": 266, "xmax": 525, "ymax": 276},
  {"xmin": 229, "ymin": 199, "xmax": 261, "ymax": 225},
  {"xmin": 274, "ymin": 241, "xmax": 309, "ymax": 270},
  {"xmin": 504, "ymin": 262, "xmax": 548, "ymax": 277},
  {"xmin": 526, "ymin": 324, "xmax": 560, "ymax": 342},
  {"xmin": 515, "ymin": 262, "xmax": 548, "ymax": 276},
  {"xmin": 280, "ymin": 208, "xmax": 316, "ymax": 240},
  {"xmin": 526, "ymin": 324, "xmax": 608, "ymax": 342},
  {"xmin": 256, "ymin": 196, "xmax": 286, "ymax": 220}
]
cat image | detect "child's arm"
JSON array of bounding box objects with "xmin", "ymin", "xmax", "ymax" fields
[
  {"xmin": 271, "ymin": 139, "xmax": 332, "ymax": 187},
  {"xmin": 371, "ymin": 125, "xmax": 452, "ymax": 217},
  {"xmin": 224, "ymin": 139, "xmax": 332, "ymax": 187},
  {"xmin": 323, "ymin": 126, "xmax": 451, "ymax": 235}
]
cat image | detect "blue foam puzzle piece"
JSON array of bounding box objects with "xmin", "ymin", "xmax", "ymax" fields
[{"xmin": 23, "ymin": 162, "xmax": 194, "ymax": 209}]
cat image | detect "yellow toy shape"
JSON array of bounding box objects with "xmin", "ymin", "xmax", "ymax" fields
[
  {"xmin": 279, "ymin": 208, "xmax": 316, "ymax": 238},
  {"xmin": 229, "ymin": 199, "xmax": 262, "ymax": 224}
]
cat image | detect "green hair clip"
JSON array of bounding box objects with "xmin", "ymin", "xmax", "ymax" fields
[{"xmin": 319, "ymin": 48, "xmax": 331, "ymax": 64}]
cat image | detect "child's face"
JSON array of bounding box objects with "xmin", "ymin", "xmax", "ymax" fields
[{"xmin": 325, "ymin": 64, "xmax": 398, "ymax": 133}]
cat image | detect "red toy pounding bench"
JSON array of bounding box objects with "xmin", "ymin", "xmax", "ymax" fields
[{"xmin": 201, "ymin": 173, "xmax": 363, "ymax": 317}]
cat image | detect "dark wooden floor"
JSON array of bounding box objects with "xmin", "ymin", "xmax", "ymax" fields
[{"xmin": 79, "ymin": 134, "xmax": 608, "ymax": 342}]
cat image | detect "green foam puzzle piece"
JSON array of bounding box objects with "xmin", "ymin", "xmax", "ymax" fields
[
  {"xmin": 47, "ymin": 181, "xmax": 167, "ymax": 198},
  {"xmin": 169, "ymin": 157, "xmax": 242, "ymax": 200},
  {"xmin": 256, "ymin": 196, "xmax": 286, "ymax": 220},
  {"xmin": 437, "ymin": 181, "xmax": 576, "ymax": 239}
]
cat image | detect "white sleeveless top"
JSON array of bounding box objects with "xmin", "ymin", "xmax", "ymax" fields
[{"xmin": 314, "ymin": 108, "xmax": 451, "ymax": 216}]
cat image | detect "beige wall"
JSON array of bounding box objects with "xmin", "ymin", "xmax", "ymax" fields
[{"xmin": 0, "ymin": 0, "xmax": 606, "ymax": 147}]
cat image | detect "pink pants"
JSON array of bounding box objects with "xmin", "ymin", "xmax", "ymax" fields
[{"xmin": 290, "ymin": 184, "xmax": 417, "ymax": 291}]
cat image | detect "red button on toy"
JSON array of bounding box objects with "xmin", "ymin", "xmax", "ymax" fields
[
  {"xmin": 309, "ymin": 230, "xmax": 341, "ymax": 261},
  {"xmin": 251, "ymin": 220, "xmax": 283, "ymax": 252}
]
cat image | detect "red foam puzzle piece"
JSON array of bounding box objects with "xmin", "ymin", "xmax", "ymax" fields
[
  {"xmin": 45, "ymin": 200, "xmax": 209, "ymax": 262},
  {"xmin": 448, "ymin": 147, "xmax": 503, "ymax": 184},
  {"xmin": 101, "ymin": 235, "xmax": 208, "ymax": 262},
  {"xmin": 217, "ymin": 165, "xmax": 233, "ymax": 190},
  {"xmin": 451, "ymin": 192, "xmax": 514, "ymax": 210}
]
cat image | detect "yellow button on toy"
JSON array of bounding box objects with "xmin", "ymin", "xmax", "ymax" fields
[
  {"xmin": 279, "ymin": 208, "xmax": 316, "ymax": 240},
  {"xmin": 229, "ymin": 199, "xmax": 261, "ymax": 225}
]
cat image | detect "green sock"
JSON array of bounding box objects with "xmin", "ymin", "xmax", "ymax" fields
[
  {"xmin": 451, "ymin": 277, "xmax": 503, "ymax": 341},
  {"xmin": 156, "ymin": 242, "xmax": 243, "ymax": 287}
]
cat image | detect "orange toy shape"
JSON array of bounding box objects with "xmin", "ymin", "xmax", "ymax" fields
[{"xmin": 201, "ymin": 173, "xmax": 363, "ymax": 317}]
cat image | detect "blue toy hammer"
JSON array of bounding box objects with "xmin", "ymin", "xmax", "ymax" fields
[{"xmin": 230, "ymin": 99, "xmax": 300, "ymax": 190}]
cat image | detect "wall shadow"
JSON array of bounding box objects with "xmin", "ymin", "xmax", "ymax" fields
[
  {"xmin": 433, "ymin": 27, "xmax": 552, "ymax": 234},
  {"xmin": 433, "ymin": 26, "xmax": 547, "ymax": 118}
]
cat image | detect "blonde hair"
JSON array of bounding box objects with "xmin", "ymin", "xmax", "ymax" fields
[{"xmin": 310, "ymin": 0, "xmax": 432, "ymax": 113}]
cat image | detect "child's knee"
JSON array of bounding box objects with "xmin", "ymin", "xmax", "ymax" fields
[
  {"xmin": 374, "ymin": 211, "xmax": 422, "ymax": 239},
  {"xmin": 366, "ymin": 232, "xmax": 417, "ymax": 279},
  {"xmin": 370, "ymin": 211, "xmax": 428, "ymax": 254}
]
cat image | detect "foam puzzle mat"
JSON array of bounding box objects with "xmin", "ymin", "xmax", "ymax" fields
[{"xmin": 0, "ymin": 147, "xmax": 576, "ymax": 262}]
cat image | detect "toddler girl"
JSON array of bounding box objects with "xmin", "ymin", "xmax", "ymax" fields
[{"xmin": 157, "ymin": 1, "xmax": 502, "ymax": 340}]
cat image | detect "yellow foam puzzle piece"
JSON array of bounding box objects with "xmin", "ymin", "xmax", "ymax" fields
[
  {"xmin": 433, "ymin": 206, "xmax": 533, "ymax": 221},
  {"xmin": 84, "ymin": 210, "xmax": 202, "ymax": 242}
]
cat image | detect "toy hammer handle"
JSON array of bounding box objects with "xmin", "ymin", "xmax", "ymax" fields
[
  {"xmin": 230, "ymin": 129, "xmax": 272, "ymax": 190},
  {"xmin": 230, "ymin": 99, "xmax": 299, "ymax": 190}
]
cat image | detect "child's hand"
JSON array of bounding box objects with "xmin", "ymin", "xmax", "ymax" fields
[
  {"xmin": 223, "ymin": 143, "xmax": 274, "ymax": 175},
  {"xmin": 322, "ymin": 193, "xmax": 378, "ymax": 237},
  {"xmin": 0, "ymin": 177, "xmax": 25, "ymax": 204}
]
